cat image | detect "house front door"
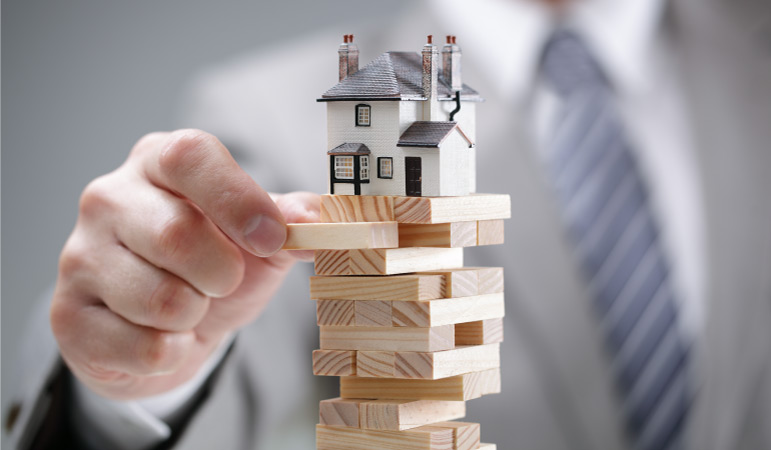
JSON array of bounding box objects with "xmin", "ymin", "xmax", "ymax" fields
[{"xmin": 405, "ymin": 156, "xmax": 422, "ymax": 197}]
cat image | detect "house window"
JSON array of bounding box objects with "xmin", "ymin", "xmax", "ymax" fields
[
  {"xmin": 356, "ymin": 104, "xmax": 371, "ymax": 126},
  {"xmin": 378, "ymin": 157, "xmax": 393, "ymax": 179},
  {"xmin": 334, "ymin": 156, "xmax": 354, "ymax": 179},
  {"xmin": 360, "ymin": 156, "xmax": 370, "ymax": 180}
]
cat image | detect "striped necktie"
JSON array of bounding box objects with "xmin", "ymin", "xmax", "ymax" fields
[{"xmin": 541, "ymin": 30, "xmax": 692, "ymax": 450}]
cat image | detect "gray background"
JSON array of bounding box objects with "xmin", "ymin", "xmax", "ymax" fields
[{"xmin": 1, "ymin": 0, "xmax": 409, "ymax": 445}]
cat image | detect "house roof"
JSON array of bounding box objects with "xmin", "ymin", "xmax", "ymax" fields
[
  {"xmin": 397, "ymin": 121, "xmax": 474, "ymax": 148},
  {"xmin": 319, "ymin": 52, "xmax": 482, "ymax": 102},
  {"xmin": 327, "ymin": 143, "xmax": 372, "ymax": 155}
]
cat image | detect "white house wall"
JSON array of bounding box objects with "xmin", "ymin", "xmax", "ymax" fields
[{"xmin": 438, "ymin": 131, "xmax": 472, "ymax": 196}]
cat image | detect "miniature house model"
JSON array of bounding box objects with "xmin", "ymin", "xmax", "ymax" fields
[{"xmin": 319, "ymin": 35, "xmax": 482, "ymax": 197}]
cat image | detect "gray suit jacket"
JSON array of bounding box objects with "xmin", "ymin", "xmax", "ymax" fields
[{"xmin": 8, "ymin": 0, "xmax": 771, "ymax": 448}]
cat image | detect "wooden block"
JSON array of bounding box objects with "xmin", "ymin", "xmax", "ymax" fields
[
  {"xmin": 316, "ymin": 424, "xmax": 453, "ymax": 450},
  {"xmin": 398, "ymin": 222, "xmax": 477, "ymax": 248},
  {"xmin": 355, "ymin": 300, "xmax": 392, "ymax": 326},
  {"xmin": 320, "ymin": 325, "xmax": 454, "ymax": 352},
  {"xmin": 393, "ymin": 344, "xmax": 500, "ymax": 380},
  {"xmin": 359, "ymin": 399, "xmax": 466, "ymax": 431},
  {"xmin": 394, "ymin": 194, "xmax": 511, "ymax": 224},
  {"xmin": 391, "ymin": 293, "xmax": 505, "ymax": 327},
  {"xmin": 311, "ymin": 274, "xmax": 445, "ymax": 301},
  {"xmin": 475, "ymin": 220, "xmax": 505, "ymax": 246},
  {"xmin": 340, "ymin": 368, "xmax": 501, "ymax": 401},
  {"xmin": 320, "ymin": 195, "xmax": 395, "ymax": 223},
  {"xmin": 357, "ymin": 351, "xmax": 395, "ymax": 377},
  {"xmin": 317, "ymin": 300, "xmax": 355, "ymax": 326},
  {"xmin": 455, "ymin": 319, "xmax": 504, "ymax": 346},
  {"xmin": 475, "ymin": 267, "xmax": 504, "ymax": 294},
  {"xmin": 319, "ymin": 398, "xmax": 364, "ymax": 427},
  {"xmin": 283, "ymin": 222, "xmax": 398, "ymax": 250},
  {"xmin": 477, "ymin": 444, "xmax": 497, "ymax": 450},
  {"xmin": 313, "ymin": 350, "xmax": 356, "ymax": 376},
  {"xmin": 426, "ymin": 422, "xmax": 480, "ymax": 450},
  {"xmin": 315, "ymin": 248, "xmax": 464, "ymax": 276},
  {"xmin": 420, "ymin": 269, "xmax": 478, "ymax": 298}
]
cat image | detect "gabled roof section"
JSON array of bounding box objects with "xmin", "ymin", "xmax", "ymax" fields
[
  {"xmin": 319, "ymin": 52, "xmax": 482, "ymax": 102},
  {"xmin": 327, "ymin": 143, "xmax": 371, "ymax": 155},
  {"xmin": 397, "ymin": 121, "xmax": 474, "ymax": 148}
]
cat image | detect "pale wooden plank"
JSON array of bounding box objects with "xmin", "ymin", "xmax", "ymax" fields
[
  {"xmin": 320, "ymin": 195, "xmax": 395, "ymax": 223},
  {"xmin": 320, "ymin": 325, "xmax": 455, "ymax": 352},
  {"xmin": 355, "ymin": 300, "xmax": 392, "ymax": 326},
  {"xmin": 419, "ymin": 269, "xmax": 478, "ymax": 298},
  {"xmin": 315, "ymin": 248, "xmax": 464, "ymax": 276},
  {"xmin": 477, "ymin": 444, "xmax": 497, "ymax": 449},
  {"xmin": 426, "ymin": 422, "xmax": 481, "ymax": 450},
  {"xmin": 316, "ymin": 424, "xmax": 453, "ymax": 450},
  {"xmin": 475, "ymin": 267, "xmax": 504, "ymax": 294},
  {"xmin": 391, "ymin": 293, "xmax": 505, "ymax": 327},
  {"xmin": 360, "ymin": 399, "xmax": 466, "ymax": 431},
  {"xmin": 454, "ymin": 319, "xmax": 504, "ymax": 346},
  {"xmin": 316, "ymin": 300, "xmax": 355, "ymax": 326},
  {"xmin": 310, "ymin": 274, "xmax": 444, "ymax": 301},
  {"xmin": 283, "ymin": 222, "xmax": 398, "ymax": 250},
  {"xmin": 394, "ymin": 194, "xmax": 511, "ymax": 224},
  {"xmin": 398, "ymin": 222, "xmax": 477, "ymax": 248},
  {"xmin": 312, "ymin": 349, "xmax": 356, "ymax": 376},
  {"xmin": 394, "ymin": 344, "xmax": 500, "ymax": 379},
  {"xmin": 357, "ymin": 351, "xmax": 395, "ymax": 377},
  {"xmin": 340, "ymin": 368, "xmax": 501, "ymax": 401},
  {"xmin": 319, "ymin": 398, "xmax": 364, "ymax": 427},
  {"xmin": 476, "ymin": 220, "xmax": 505, "ymax": 246}
]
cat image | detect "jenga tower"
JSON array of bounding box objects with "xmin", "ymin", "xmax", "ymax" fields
[{"xmin": 282, "ymin": 35, "xmax": 510, "ymax": 449}]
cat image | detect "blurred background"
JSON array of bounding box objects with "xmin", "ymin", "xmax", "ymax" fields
[{"xmin": 1, "ymin": 1, "xmax": 410, "ymax": 446}]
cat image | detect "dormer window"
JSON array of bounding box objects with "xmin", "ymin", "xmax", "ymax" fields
[{"xmin": 355, "ymin": 104, "xmax": 371, "ymax": 126}]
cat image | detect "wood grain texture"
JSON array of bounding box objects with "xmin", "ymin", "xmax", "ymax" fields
[
  {"xmin": 319, "ymin": 398, "xmax": 364, "ymax": 427},
  {"xmin": 316, "ymin": 300, "xmax": 355, "ymax": 326},
  {"xmin": 420, "ymin": 269, "xmax": 478, "ymax": 298},
  {"xmin": 313, "ymin": 350, "xmax": 357, "ymax": 376},
  {"xmin": 359, "ymin": 400, "xmax": 466, "ymax": 431},
  {"xmin": 477, "ymin": 444, "xmax": 497, "ymax": 449},
  {"xmin": 320, "ymin": 195, "xmax": 395, "ymax": 223},
  {"xmin": 454, "ymin": 319, "xmax": 504, "ymax": 346},
  {"xmin": 283, "ymin": 222, "xmax": 398, "ymax": 250},
  {"xmin": 310, "ymin": 274, "xmax": 444, "ymax": 301},
  {"xmin": 394, "ymin": 194, "xmax": 511, "ymax": 224},
  {"xmin": 425, "ymin": 422, "xmax": 480, "ymax": 450},
  {"xmin": 315, "ymin": 248, "xmax": 464, "ymax": 276},
  {"xmin": 475, "ymin": 268, "xmax": 504, "ymax": 294},
  {"xmin": 357, "ymin": 351, "xmax": 395, "ymax": 377},
  {"xmin": 475, "ymin": 220, "xmax": 505, "ymax": 246},
  {"xmin": 355, "ymin": 345, "xmax": 500, "ymax": 380},
  {"xmin": 355, "ymin": 300, "xmax": 392, "ymax": 326},
  {"xmin": 398, "ymin": 222, "xmax": 477, "ymax": 248},
  {"xmin": 320, "ymin": 325, "xmax": 455, "ymax": 352},
  {"xmin": 340, "ymin": 368, "xmax": 501, "ymax": 401},
  {"xmin": 391, "ymin": 293, "xmax": 505, "ymax": 328},
  {"xmin": 316, "ymin": 424, "xmax": 453, "ymax": 450}
]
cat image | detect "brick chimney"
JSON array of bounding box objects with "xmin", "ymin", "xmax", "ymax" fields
[
  {"xmin": 422, "ymin": 35, "xmax": 440, "ymax": 121},
  {"xmin": 442, "ymin": 35, "xmax": 462, "ymax": 91},
  {"xmin": 338, "ymin": 34, "xmax": 359, "ymax": 82}
]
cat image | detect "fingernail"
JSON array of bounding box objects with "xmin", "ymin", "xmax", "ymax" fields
[{"xmin": 244, "ymin": 214, "xmax": 286, "ymax": 256}]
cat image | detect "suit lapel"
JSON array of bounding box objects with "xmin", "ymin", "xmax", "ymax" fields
[{"xmin": 669, "ymin": 0, "xmax": 771, "ymax": 448}]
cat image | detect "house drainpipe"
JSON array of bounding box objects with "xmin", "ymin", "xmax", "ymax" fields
[{"xmin": 449, "ymin": 90, "xmax": 461, "ymax": 121}]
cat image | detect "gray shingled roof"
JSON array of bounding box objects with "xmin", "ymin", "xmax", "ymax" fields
[
  {"xmin": 397, "ymin": 121, "xmax": 474, "ymax": 148},
  {"xmin": 319, "ymin": 52, "xmax": 481, "ymax": 101},
  {"xmin": 327, "ymin": 143, "xmax": 372, "ymax": 155}
]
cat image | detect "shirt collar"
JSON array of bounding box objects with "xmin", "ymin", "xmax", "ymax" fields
[{"xmin": 429, "ymin": 0, "xmax": 667, "ymax": 100}]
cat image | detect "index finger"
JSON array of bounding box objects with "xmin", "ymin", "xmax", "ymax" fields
[{"xmin": 139, "ymin": 129, "xmax": 286, "ymax": 257}]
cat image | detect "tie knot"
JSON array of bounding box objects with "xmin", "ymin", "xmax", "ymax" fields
[{"xmin": 541, "ymin": 30, "xmax": 608, "ymax": 98}]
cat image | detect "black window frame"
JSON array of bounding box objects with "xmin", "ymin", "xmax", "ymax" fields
[
  {"xmin": 355, "ymin": 104, "xmax": 371, "ymax": 127},
  {"xmin": 377, "ymin": 157, "xmax": 393, "ymax": 179}
]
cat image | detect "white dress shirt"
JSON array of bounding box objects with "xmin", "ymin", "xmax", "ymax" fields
[{"xmin": 72, "ymin": 0, "xmax": 706, "ymax": 447}]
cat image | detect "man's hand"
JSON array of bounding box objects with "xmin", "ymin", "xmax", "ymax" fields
[{"xmin": 50, "ymin": 129, "xmax": 318, "ymax": 400}]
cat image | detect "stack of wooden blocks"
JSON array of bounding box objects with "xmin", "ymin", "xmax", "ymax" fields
[{"xmin": 285, "ymin": 193, "xmax": 510, "ymax": 449}]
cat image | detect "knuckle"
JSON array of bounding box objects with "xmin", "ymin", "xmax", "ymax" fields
[
  {"xmin": 79, "ymin": 175, "xmax": 115, "ymax": 219},
  {"xmin": 49, "ymin": 298, "xmax": 73, "ymax": 342},
  {"xmin": 58, "ymin": 237, "xmax": 91, "ymax": 281},
  {"xmin": 138, "ymin": 331, "xmax": 178, "ymax": 372},
  {"xmin": 147, "ymin": 277, "xmax": 209, "ymax": 330},
  {"xmin": 154, "ymin": 209, "xmax": 204, "ymax": 262},
  {"xmin": 130, "ymin": 132, "xmax": 168, "ymax": 157},
  {"xmin": 158, "ymin": 129, "xmax": 220, "ymax": 179}
]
